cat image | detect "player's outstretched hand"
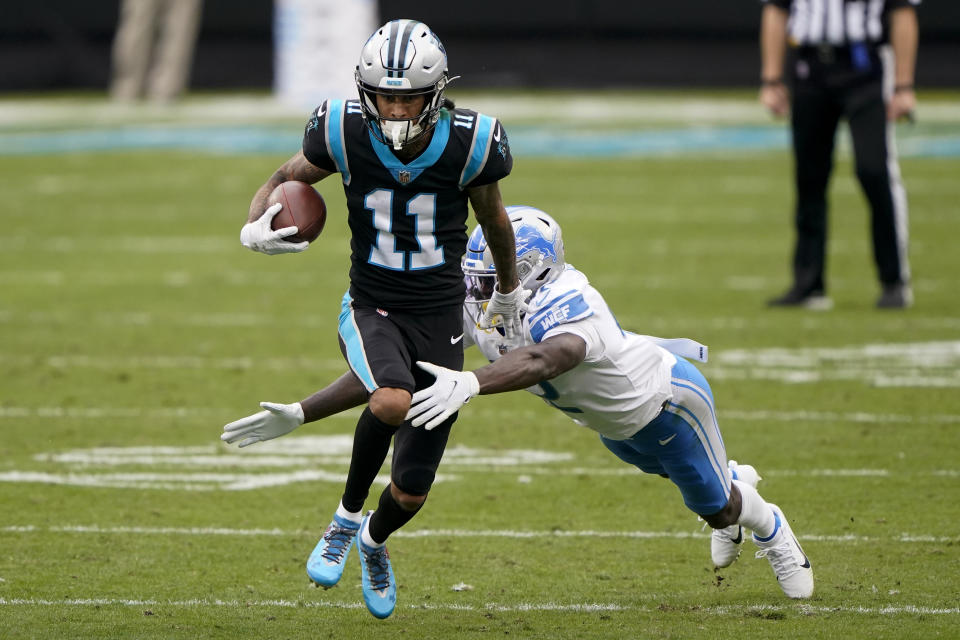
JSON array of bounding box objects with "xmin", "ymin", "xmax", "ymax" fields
[
  {"xmin": 221, "ymin": 401, "xmax": 305, "ymax": 447},
  {"xmin": 478, "ymin": 285, "xmax": 529, "ymax": 342},
  {"xmin": 240, "ymin": 203, "xmax": 309, "ymax": 255},
  {"xmin": 405, "ymin": 361, "xmax": 479, "ymax": 430}
]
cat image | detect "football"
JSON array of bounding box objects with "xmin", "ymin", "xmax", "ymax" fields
[{"xmin": 268, "ymin": 181, "xmax": 327, "ymax": 243}]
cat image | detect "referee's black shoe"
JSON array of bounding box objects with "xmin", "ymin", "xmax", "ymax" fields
[
  {"xmin": 876, "ymin": 283, "xmax": 913, "ymax": 309},
  {"xmin": 767, "ymin": 287, "xmax": 833, "ymax": 310}
]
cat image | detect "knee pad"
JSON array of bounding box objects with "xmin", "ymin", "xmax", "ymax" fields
[{"xmin": 393, "ymin": 467, "xmax": 435, "ymax": 498}]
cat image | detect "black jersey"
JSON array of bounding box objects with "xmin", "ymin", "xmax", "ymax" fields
[
  {"xmin": 302, "ymin": 100, "xmax": 513, "ymax": 312},
  {"xmin": 764, "ymin": 0, "xmax": 920, "ymax": 47}
]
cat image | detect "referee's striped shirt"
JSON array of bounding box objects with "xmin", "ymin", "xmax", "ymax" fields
[{"xmin": 763, "ymin": 0, "xmax": 920, "ymax": 46}]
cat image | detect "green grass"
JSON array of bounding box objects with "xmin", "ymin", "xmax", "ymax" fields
[{"xmin": 1, "ymin": 111, "xmax": 959, "ymax": 639}]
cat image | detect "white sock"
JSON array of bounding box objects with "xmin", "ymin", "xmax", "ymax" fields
[
  {"xmin": 360, "ymin": 515, "xmax": 385, "ymax": 549},
  {"xmin": 733, "ymin": 479, "xmax": 776, "ymax": 538},
  {"xmin": 336, "ymin": 501, "xmax": 362, "ymax": 526}
]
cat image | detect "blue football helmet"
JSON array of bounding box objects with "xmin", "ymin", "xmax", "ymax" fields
[
  {"xmin": 463, "ymin": 206, "xmax": 566, "ymax": 316},
  {"xmin": 355, "ymin": 19, "xmax": 455, "ymax": 150}
]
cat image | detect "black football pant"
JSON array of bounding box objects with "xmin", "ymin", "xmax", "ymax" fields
[{"xmin": 788, "ymin": 50, "xmax": 910, "ymax": 294}]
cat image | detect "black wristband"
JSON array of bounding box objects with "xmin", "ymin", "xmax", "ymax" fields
[
  {"xmin": 894, "ymin": 84, "xmax": 914, "ymax": 93},
  {"xmin": 761, "ymin": 78, "xmax": 784, "ymax": 87}
]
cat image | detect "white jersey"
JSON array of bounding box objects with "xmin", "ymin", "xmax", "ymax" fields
[{"xmin": 465, "ymin": 265, "xmax": 677, "ymax": 440}]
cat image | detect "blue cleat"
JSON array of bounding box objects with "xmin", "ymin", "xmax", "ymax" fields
[
  {"xmin": 306, "ymin": 513, "xmax": 359, "ymax": 588},
  {"xmin": 356, "ymin": 512, "xmax": 396, "ymax": 619}
]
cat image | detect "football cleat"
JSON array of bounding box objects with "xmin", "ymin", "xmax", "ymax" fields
[
  {"xmin": 711, "ymin": 460, "xmax": 760, "ymax": 568},
  {"xmin": 753, "ymin": 504, "xmax": 814, "ymax": 599},
  {"xmin": 306, "ymin": 513, "xmax": 360, "ymax": 588},
  {"xmin": 356, "ymin": 512, "xmax": 397, "ymax": 619}
]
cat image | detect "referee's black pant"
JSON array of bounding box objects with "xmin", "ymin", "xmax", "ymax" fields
[{"xmin": 787, "ymin": 48, "xmax": 910, "ymax": 295}]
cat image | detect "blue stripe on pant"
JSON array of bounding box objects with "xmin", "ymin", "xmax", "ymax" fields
[{"xmin": 600, "ymin": 356, "xmax": 730, "ymax": 516}]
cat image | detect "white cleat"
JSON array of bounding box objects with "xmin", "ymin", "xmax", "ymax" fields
[
  {"xmin": 711, "ymin": 460, "xmax": 761, "ymax": 568},
  {"xmin": 753, "ymin": 504, "xmax": 814, "ymax": 599}
]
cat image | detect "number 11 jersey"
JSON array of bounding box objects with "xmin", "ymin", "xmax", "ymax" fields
[{"xmin": 302, "ymin": 100, "xmax": 513, "ymax": 312}]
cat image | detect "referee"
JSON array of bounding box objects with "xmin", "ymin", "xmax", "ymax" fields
[{"xmin": 760, "ymin": 0, "xmax": 920, "ymax": 309}]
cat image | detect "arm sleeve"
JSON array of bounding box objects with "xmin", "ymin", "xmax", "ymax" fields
[{"xmin": 301, "ymin": 102, "xmax": 338, "ymax": 173}]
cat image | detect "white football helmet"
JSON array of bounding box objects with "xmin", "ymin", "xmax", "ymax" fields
[
  {"xmin": 463, "ymin": 206, "xmax": 566, "ymax": 317},
  {"xmin": 355, "ymin": 19, "xmax": 454, "ymax": 150}
]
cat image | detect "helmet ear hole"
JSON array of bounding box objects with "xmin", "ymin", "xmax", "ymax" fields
[{"xmin": 535, "ymin": 268, "xmax": 551, "ymax": 282}]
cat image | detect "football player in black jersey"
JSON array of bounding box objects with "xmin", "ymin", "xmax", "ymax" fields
[{"xmin": 233, "ymin": 19, "xmax": 524, "ymax": 619}]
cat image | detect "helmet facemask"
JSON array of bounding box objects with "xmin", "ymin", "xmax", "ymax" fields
[{"xmin": 355, "ymin": 75, "xmax": 450, "ymax": 150}]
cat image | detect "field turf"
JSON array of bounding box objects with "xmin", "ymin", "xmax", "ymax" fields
[{"xmin": 0, "ymin": 93, "xmax": 958, "ymax": 639}]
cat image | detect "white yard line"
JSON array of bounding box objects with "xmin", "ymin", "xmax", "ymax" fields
[
  {"xmin": 0, "ymin": 596, "xmax": 955, "ymax": 616},
  {"xmin": 2, "ymin": 524, "xmax": 956, "ymax": 545}
]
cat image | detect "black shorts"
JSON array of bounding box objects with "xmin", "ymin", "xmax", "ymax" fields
[
  {"xmin": 337, "ymin": 292, "xmax": 465, "ymax": 495},
  {"xmin": 337, "ymin": 292, "xmax": 464, "ymax": 393}
]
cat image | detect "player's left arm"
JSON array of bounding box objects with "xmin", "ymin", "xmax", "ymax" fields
[
  {"xmin": 467, "ymin": 181, "xmax": 527, "ymax": 340},
  {"xmin": 468, "ymin": 182, "xmax": 519, "ymax": 292},
  {"xmin": 405, "ymin": 333, "xmax": 586, "ymax": 429},
  {"xmin": 888, "ymin": 5, "xmax": 919, "ymax": 122}
]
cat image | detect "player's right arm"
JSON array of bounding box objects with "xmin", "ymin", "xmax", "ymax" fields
[
  {"xmin": 246, "ymin": 151, "xmax": 332, "ymax": 223},
  {"xmin": 240, "ymin": 151, "xmax": 332, "ymax": 255},
  {"xmin": 242, "ymin": 99, "xmax": 339, "ymax": 255}
]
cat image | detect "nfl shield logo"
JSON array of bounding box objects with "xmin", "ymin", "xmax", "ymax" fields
[{"xmin": 398, "ymin": 170, "xmax": 411, "ymax": 185}]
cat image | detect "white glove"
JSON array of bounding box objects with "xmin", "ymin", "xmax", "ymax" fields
[
  {"xmin": 478, "ymin": 285, "xmax": 528, "ymax": 342},
  {"xmin": 240, "ymin": 203, "xmax": 309, "ymax": 255},
  {"xmin": 405, "ymin": 361, "xmax": 480, "ymax": 430},
  {"xmin": 221, "ymin": 401, "xmax": 305, "ymax": 448}
]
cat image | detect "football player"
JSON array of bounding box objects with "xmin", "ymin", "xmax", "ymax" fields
[
  {"xmin": 234, "ymin": 19, "xmax": 525, "ymax": 619},
  {"xmin": 224, "ymin": 206, "xmax": 815, "ymax": 602}
]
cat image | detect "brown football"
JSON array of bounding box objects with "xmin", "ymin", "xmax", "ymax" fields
[{"xmin": 268, "ymin": 181, "xmax": 327, "ymax": 243}]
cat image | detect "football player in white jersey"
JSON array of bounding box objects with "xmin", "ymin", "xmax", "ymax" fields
[{"xmin": 223, "ymin": 206, "xmax": 815, "ymax": 600}]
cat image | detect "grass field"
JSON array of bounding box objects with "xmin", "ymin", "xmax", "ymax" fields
[{"xmin": 1, "ymin": 92, "xmax": 959, "ymax": 639}]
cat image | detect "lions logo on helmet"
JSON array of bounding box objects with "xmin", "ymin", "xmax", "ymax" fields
[
  {"xmin": 463, "ymin": 206, "xmax": 566, "ymax": 320},
  {"xmin": 355, "ymin": 19, "xmax": 458, "ymax": 150}
]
